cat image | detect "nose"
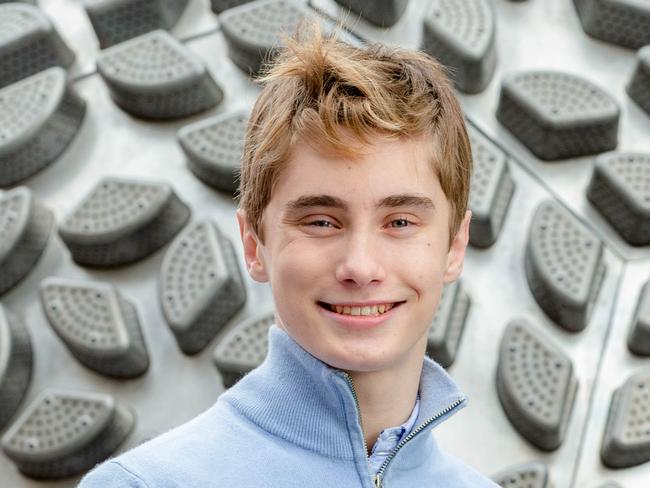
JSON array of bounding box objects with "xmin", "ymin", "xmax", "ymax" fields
[{"xmin": 334, "ymin": 230, "xmax": 386, "ymax": 287}]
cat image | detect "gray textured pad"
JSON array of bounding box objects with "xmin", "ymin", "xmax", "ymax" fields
[
  {"xmin": 525, "ymin": 200, "xmax": 605, "ymax": 332},
  {"xmin": 597, "ymin": 483, "xmax": 622, "ymax": 488},
  {"xmin": 587, "ymin": 152, "xmax": 650, "ymax": 246},
  {"xmin": 492, "ymin": 461, "xmax": 552, "ymax": 487},
  {"xmin": 177, "ymin": 110, "xmax": 248, "ymax": 194},
  {"xmin": 0, "ymin": 304, "xmax": 32, "ymax": 430},
  {"xmin": 0, "ymin": 3, "xmax": 75, "ymax": 89},
  {"xmin": 496, "ymin": 319, "xmax": 578, "ymax": 451},
  {"xmin": 496, "ymin": 70, "xmax": 620, "ymax": 160},
  {"xmin": 332, "ymin": 0, "xmax": 409, "ymax": 27},
  {"xmin": 628, "ymin": 280, "xmax": 650, "ymax": 356},
  {"xmin": 627, "ymin": 46, "xmax": 650, "ymax": 117},
  {"xmin": 426, "ymin": 280, "xmax": 469, "ymax": 368},
  {"xmin": 1, "ymin": 389, "xmax": 134, "ymax": 479},
  {"xmin": 213, "ymin": 311, "xmax": 274, "ymax": 387},
  {"xmin": 573, "ymin": 0, "xmax": 650, "ymax": 50},
  {"xmin": 421, "ymin": 0, "xmax": 497, "ymax": 94},
  {"xmin": 219, "ymin": 0, "xmax": 316, "ymax": 76},
  {"xmin": 39, "ymin": 277, "xmax": 149, "ymax": 378},
  {"xmin": 601, "ymin": 368, "xmax": 650, "ymax": 468},
  {"xmin": 467, "ymin": 123, "xmax": 515, "ymax": 248},
  {"xmin": 0, "ymin": 187, "xmax": 53, "ymax": 296},
  {"xmin": 96, "ymin": 30, "xmax": 224, "ymax": 120},
  {"xmin": 0, "ymin": 67, "xmax": 86, "ymax": 187},
  {"xmin": 58, "ymin": 176, "xmax": 191, "ymax": 267},
  {"xmin": 85, "ymin": 0, "xmax": 190, "ymax": 48},
  {"xmin": 161, "ymin": 219, "xmax": 247, "ymax": 355},
  {"xmin": 210, "ymin": 0, "xmax": 254, "ymax": 14}
]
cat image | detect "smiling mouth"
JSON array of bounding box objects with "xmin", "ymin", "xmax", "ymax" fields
[{"xmin": 317, "ymin": 301, "xmax": 405, "ymax": 316}]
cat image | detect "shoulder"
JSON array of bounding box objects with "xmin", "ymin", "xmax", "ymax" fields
[{"xmin": 79, "ymin": 399, "xmax": 251, "ymax": 487}]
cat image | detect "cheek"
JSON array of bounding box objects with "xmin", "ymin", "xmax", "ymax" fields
[{"xmin": 270, "ymin": 241, "xmax": 326, "ymax": 294}]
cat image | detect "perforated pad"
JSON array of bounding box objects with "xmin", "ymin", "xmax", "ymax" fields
[
  {"xmin": 213, "ymin": 311, "xmax": 274, "ymax": 388},
  {"xmin": 85, "ymin": 0, "xmax": 190, "ymax": 48},
  {"xmin": 421, "ymin": 0, "xmax": 496, "ymax": 93},
  {"xmin": 332, "ymin": 0, "xmax": 409, "ymax": 27},
  {"xmin": 573, "ymin": 0, "xmax": 650, "ymax": 49},
  {"xmin": 219, "ymin": 0, "xmax": 311, "ymax": 76},
  {"xmin": 587, "ymin": 152, "xmax": 650, "ymax": 245},
  {"xmin": 426, "ymin": 280, "xmax": 470, "ymax": 368},
  {"xmin": 59, "ymin": 176, "xmax": 190, "ymax": 267},
  {"xmin": 497, "ymin": 320, "xmax": 578, "ymax": 451},
  {"xmin": 0, "ymin": 67, "xmax": 86, "ymax": 187},
  {"xmin": 39, "ymin": 278, "xmax": 149, "ymax": 378},
  {"xmin": 0, "ymin": 304, "xmax": 33, "ymax": 431},
  {"xmin": 492, "ymin": 462, "xmax": 552, "ymax": 488},
  {"xmin": 0, "ymin": 187, "xmax": 53, "ymax": 296},
  {"xmin": 0, "ymin": 389, "xmax": 134, "ymax": 478},
  {"xmin": 601, "ymin": 369, "xmax": 650, "ymax": 468},
  {"xmin": 97, "ymin": 30, "xmax": 223, "ymax": 120},
  {"xmin": 628, "ymin": 281, "xmax": 650, "ymax": 356},
  {"xmin": 497, "ymin": 70, "xmax": 620, "ymax": 160},
  {"xmin": 627, "ymin": 46, "xmax": 650, "ymax": 116},
  {"xmin": 161, "ymin": 219, "xmax": 247, "ymax": 354},
  {"xmin": 0, "ymin": 3, "xmax": 75, "ymax": 89},
  {"xmin": 177, "ymin": 110, "xmax": 248, "ymax": 194},
  {"xmin": 468, "ymin": 124, "xmax": 515, "ymax": 248},
  {"xmin": 525, "ymin": 199, "xmax": 605, "ymax": 332}
]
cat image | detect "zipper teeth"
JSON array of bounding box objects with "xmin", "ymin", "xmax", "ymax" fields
[
  {"xmin": 340, "ymin": 372, "xmax": 370, "ymax": 458},
  {"xmin": 374, "ymin": 396, "xmax": 466, "ymax": 484}
]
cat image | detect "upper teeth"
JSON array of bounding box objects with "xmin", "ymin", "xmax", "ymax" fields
[{"xmin": 333, "ymin": 304, "xmax": 394, "ymax": 316}]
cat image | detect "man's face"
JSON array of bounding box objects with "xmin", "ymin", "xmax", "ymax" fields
[{"xmin": 237, "ymin": 133, "xmax": 471, "ymax": 373}]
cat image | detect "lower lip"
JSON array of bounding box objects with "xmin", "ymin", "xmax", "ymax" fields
[{"xmin": 317, "ymin": 303, "xmax": 402, "ymax": 330}]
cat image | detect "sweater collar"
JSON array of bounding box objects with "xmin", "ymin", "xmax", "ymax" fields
[{"xmin": 219, "ymin": 324, "xmax": 467, "ymax": 460}]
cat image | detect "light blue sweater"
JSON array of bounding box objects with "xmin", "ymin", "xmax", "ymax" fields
[{"xmin": 79, "ymin": 325, "xmax": 498, "ymax": 487}]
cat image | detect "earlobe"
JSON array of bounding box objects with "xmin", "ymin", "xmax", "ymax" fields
[
  {"xmin": 443, "ymin": 210, "xmax": 471, "ymax": 283},
  {"xmin": 236, "ymin": 209, "xmax": 269, "ymax": 283}
]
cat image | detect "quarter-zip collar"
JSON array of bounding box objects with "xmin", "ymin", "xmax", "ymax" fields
[{"xmin": 219, "ymin": 324, "xmax": 467, "ymax": 473}]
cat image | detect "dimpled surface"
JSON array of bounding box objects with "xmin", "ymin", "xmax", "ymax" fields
[
  {"xmin": 468, "ymin": 124, "xmax": 514, "ymax": 247},
  {"xmin": 1, "ymin": 389, "xmax": 134, "ymax": 479},
  {"xmin": 497, "ymin": 320, "xmax": 578, "ymax": 451},
  {"xmin": 525, "ymin": 200, "xmax": 605, "ymax": 332},
  {"xmin": 422, "ymin": 0, "xmax": 496, "ymax": 93},
  {"xmin": 60, "ymin": 178, "xmax": 169, "ymax": 241},
  {"xmin": 0, "ymin": 304, "xmax": 32, "ymax": 431},
  {"xmin": 573, "ymin": 0, "xmax": 650, "ymax": 49},
  {"xmin": 85, "ymin": 0, "xmax": 190, "ymax": 48},
  {"xmin": 177, "ymin": 110, "xmax": 247, "ymax": 194},
  {"xmin": 426, "ymin": 280, "xmax": 470, "ymax": 368},
  {"xmin": 497, "ymin": 70, "xmax": 620, "ymax": 160},
  {"xmin": 0, "ymin": 3, "xmax": 74, "ymax": 88},
  {"xmin": 161, "ymin": 219, "xmax": 246, "ymax": 354},
  {"xmin": 587, "ymin": 152, "xmax": 650, "ymax": 245},
  {"xmin": 213, "ymin": 312, "xmax": 274, "ymax": 387},
  {"xmin": 0, "ymin": 187, "xmax": 52, "ymax": 296},
  {"xmin": 492, "ymin": 461, "xmax": 551, "ymax": 488},
  {"xmin": 601, "ymin": 369, "xmax": 650, "ymax": 468},
  {"xmin": 220, "ymin": 0, "xmax": 307, "ymax": 75}
]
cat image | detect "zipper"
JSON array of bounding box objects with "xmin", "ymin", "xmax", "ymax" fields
[
  {"xmin": 338, "ymin": 371, "xmax": 465, "ymax": 488},
  {"xmin": 372, "ymin": 396, "xmax": 466, "ymax": 488}
]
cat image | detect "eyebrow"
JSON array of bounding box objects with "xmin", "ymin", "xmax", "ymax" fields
[{"xmin": 284, "ymin": 193, "xmax": 435, "ymax": 212}]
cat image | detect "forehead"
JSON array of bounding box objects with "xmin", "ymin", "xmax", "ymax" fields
[{"xmin": 270, "ymin": 133, "xmax": 443, "ymax": 207}]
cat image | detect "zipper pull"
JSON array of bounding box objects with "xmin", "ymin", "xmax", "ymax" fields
[{"xmin": 373, "ymin": 474, "xmax": 383, "ymax": 488}]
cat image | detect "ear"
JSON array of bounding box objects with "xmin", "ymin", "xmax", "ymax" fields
[
  {"xmin": 236, "ymin": 209, "xmax": 269, "ymax": 283},
  {"xmin": 443, "ymin": 210, "xmax": 471, "ymax": 283}
]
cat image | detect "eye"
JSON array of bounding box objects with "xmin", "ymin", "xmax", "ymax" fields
[
  {"xmin": 389, "ymin": 218, "xmax": 412, "ymax": 228},
  {"xmin": 307, "ymin": 219, "xmax": 334, "ymax": 228}
]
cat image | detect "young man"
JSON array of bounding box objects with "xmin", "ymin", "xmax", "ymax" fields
[{"xmin": 79, "ymin": 28, "xmax": 498, "ymax": 488}]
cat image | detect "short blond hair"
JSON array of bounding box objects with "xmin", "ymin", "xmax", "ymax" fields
[{"xmin": 237, "ymin": 25, "xmax": 472, "ymax": 246}]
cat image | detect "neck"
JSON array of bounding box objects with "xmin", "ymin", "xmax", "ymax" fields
[{"xmin": 346, "ymin": 337, "xmax": 426, "ymax": 455}]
